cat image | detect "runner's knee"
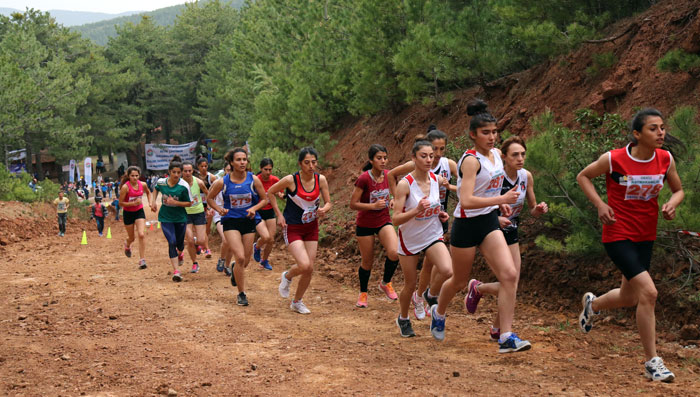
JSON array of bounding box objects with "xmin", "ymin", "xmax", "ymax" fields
[{"xmin": 637, "ymin": 285, "xmax": 657, "ymax": 305}]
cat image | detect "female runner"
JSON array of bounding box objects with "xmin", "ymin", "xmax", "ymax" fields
[
  {"xmin": 388, "ymin": 125, "xmax": 458, "ymax": 319},
  {"xmin": 207, "ymin": 148, "xmax": 269, "ymax": 306},
  {"xmin": 151, "ymin": 157, "xmax": 192, "ymax": 282},
  {"xmin": 577, "ymin": 108, "xmax": 684, "ymax": 382},
  {"xmin": 350, "ymin": 144, "xmax": 400, "ymax": 307},
  {"xmin": 393, "ymin": 140, "xmax": 452, "ymax": 337},
  {"xmin": 253, "ymin": 158, "xmax": 282, "ymax": 271},
  {"xmin": 465, "ymin": 136, "xmax": 548, "ymax": 341},
  {"xmin": 431, "ymin": 100, "xmax": 531, "ymax": 353},
  {"xmin": 182, "ymin": 161, "xmax": 210, "ymax": 273},
  {"xmin": 196, "ymin": 157, "xmax": 216, "ymax": 258},
  {"xmin": 120, "ymin": 166, "xmax": 153, "ymax": 269},
  {"xmin": 267, "ymin": 147, "xmax": 332, "ymax": 314}
]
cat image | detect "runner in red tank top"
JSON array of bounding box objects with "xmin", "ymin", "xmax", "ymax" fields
[
  {"xmin": 253, "ymin": 158, "xmax": 281, "ymax": 271},
  {"xmin": 577, "ymin": 108, "xmax": 685, "ymax": 382},
  {"xmin": 350, "ymin": 144, "xmax": 399, "ymax": 308}
]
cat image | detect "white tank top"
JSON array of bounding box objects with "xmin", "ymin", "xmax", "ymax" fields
[
  {"xmin": 503, "ymin": 168, "xmax": 528, "ymax": 223},
  {"xmin": 454, "ymin": 148, "xmax": 505, "ymax": 218},
  {"xmin": 397, "ymin": 172, "xmax": 444, "ymax": 256},
  {"xmin": 431, "ymin": 156, "xmax": 451, "ymax": 207},
  {"xmin": 212, "ymin": 191, "xmax": 224, "ymax": 223}
]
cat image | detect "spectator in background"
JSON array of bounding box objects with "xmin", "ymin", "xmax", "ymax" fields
[
  {"xmin": 90, "ymin": 197, "xmax": 107, "ymax": 237},
  {"xmin": 117, "ymin": 163, "xmax": 125, "ymax": 180},
  {"xmin": 53, "ymin": 191, "xmax": 70, "ymax": 237}
]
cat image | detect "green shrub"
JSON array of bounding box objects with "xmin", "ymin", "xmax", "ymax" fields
[
  {"xmin": 0, "ymin": 167, "xmax": 61, "ymax": 203},
  {"xmin": 585, "ymin": 51, "xmax": 617, "ymax": 77},
  {"xmin": 657, "ymin": 49, "xmax": 700, "ymax": 74}
]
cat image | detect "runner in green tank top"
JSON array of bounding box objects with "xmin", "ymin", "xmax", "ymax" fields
[{"xmin": 182, "ymin": 161, "xmax": 210, "ymax": 273}]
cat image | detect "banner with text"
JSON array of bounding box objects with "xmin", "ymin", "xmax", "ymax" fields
[
  {"xmin": 145, "ymin": 142, "xmax": 197, "ymax": 170},
  {"xmin": 69, "ymin": 160, "xmax": 76, "ymax": 183},
  {"xmin": 84, "ymin": 157, "xmax": 92, "ymax": 187}
]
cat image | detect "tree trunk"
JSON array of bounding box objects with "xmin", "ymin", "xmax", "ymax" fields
[
  {"xmin": 24, "ymin": 131, "xmax": 34, "ymax": 177},
  {"xmin": 35, "ymin": 147, "xmax": 44, "ymax": 181}
]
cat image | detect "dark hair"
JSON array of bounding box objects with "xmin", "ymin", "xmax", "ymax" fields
[
  {"xmin": 169, "ymin": 155, "xmax": 183, "ymax": 172},
  {"xmin": 224, "ymin": 148, "xmax": 248, "ymax": 164},
  {"xmin": 629, "ymin": 108, "xmax": 685, "ymax": 157},
  {"xmin": 298, "ymin": 147, "xmax": 319, "ymax": 162},
  {"xmin": 412, "ymin": 140, "xmax": 434, "ymax": 156},
  {"xmin": 182, "ymin": 160, "xmax": 194, "ymax": 170},
  {"xmin": 121, "ymin": 165, "xmax": 142, "ymax": 185},
  {"xmin": 426, "ymin": 124, "xmax": 447, "ymax": 142},
  {"xmin": 196, "ymin": 157, "xmax": 208, "ymax": 167},
  {"xmin": 260, "ymin": 158, "xmax": 274, "ymax": 169},
  {"xmin": 467, "ymin": 99, "xmax": 497, "ymax": 132},
  {"xmin": 362, "ymin": 144, "xmax": 388, "ymax": 171},
  {"xmin": 501, "ymin": 136, "xmax": 527, "ymax": 156}
]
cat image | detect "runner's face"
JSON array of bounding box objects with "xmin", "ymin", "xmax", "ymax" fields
[
  {"xmin": 198, "ymin": 162, "xmax": 208, "ymax": 175},
  {"xmin": 431, "ymin": 139, "xmax": 446, "ymax": 159},
  {"xmin": 129, "ymin": 171, "xmax": 139, "ymax": 183},
  {"xmin": 225, "ymin": 164, "xmax": 232, "ymax": 173},
  {"xmin": 471, "ymin": 123, "xmax": 498, "ymax": 151},
  {"xmin": 169, "ymin": 167, "xmax": 182, "ymax": 181},
  {"xmin": 635, "ymin": 116, "xmax": 666, "ymax": 149},
  {"xmin": 182, "ymin": 165, "xmax": 193, "ymax": 180},
  {"xmin": 299, "ymin": 154, "xmax": 317, "ymax": 174},
  {"xmin": 260, "ymin": 165, "xmax": 273, "ymax": 178},
  {"xmin": 413, "ymin": 146, "xmax": 434, "ymax": 172},
  {"xmin": 371, "ymin": 151, "xmax": 388, "ymax": 171},
  {"xmin": 503, "ymin": 143, "xmax": 526, "ymax": 170},
  {"xmin": 233, "ymin": 152, "xmax": 248, "ymax": 172}
]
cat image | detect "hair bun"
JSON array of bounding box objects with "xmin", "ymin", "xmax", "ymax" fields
[
  {"xmin": 467, "ymin": 99, "xmax": 489, "ymax": 116},
  {"xmin": 427, "ymin": 124, "xmax": 437, "ymax": 133},
  {"xmin": 171, "ymin": 155, "xmax": 182, "ymax": 162}
]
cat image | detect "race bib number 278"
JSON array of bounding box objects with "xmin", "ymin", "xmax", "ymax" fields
[{"xmin": 624, "ymin": 174, "xmax": 664, "ymax": 201}]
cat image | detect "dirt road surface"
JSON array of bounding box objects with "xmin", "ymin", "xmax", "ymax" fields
[{"xmin": 1, "ymin": 206, "xmax": 699, "ymax": 396}]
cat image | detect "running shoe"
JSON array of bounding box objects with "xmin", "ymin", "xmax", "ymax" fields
[
  {"xmin": 464, "ymin": 279, "xmax": 483, "ymax": 314},
  {"xmin": 230, "ymin": 266, "xmax": 237, "ymax": 286},
  {"xmin": 412, "ymin": 291, "xmax": 426, "ymax": 320},
  {"xmin": 644, "ymin": 357, "xmax": 675, "ymax": 382},
  {"xmin": 498, "ymin": 333, "xmax": 531, "ymax": 353},
  {"xmin": 177, "ymin": 251, "xmax": 184, "ymax": 266},
  {"xmin": 423, "ymin": 288, "xmax": 438, "ymax": 308},
  {"xmin": 253, "ymin": 242, "xmax": 261, "ymax": 263},
  {"xmin": 196, "ymin": 245, "xmax": 202, "ymax": 255},
  {"xmin": 138, "ymin": 259, "xmax": 147, "ymax": 270},
  {"xmin": 172, "ymin": 269, "xmax": 182, "ymax": 282},
  {"xmin": 99, "ymin": 233, "xmax": 103, "ymax": 237},
  {"xmin": 224, "ymin": 262, "xmax": 233, "ymax": 277},
  {"xmin": 260, "ymin": 259, "xmax": 273, "ymax": 271},
  {"xmin": 216, "ymin": 258, "xmax": 224, "ymax": 272},
  {"xmin": 290, "ymin": 299, "xmax": 310, "ymax": 314},
  {"xmin": 204, "ymin": 249, "xmax": 212, "ymax": 259},
  {"xmin": 430, "ymin": 305, "xmax": 445, "ymax": 341},
  {"xmin": 190, "ymin": 262, "xmax": 199, "ymax": 273},
  {"xmin": 124, "ymin": 241, "xmax": 132, "ymax": 258},
  {"xmin": 378, "ymin": 281, "xmax": 398, "ymax": 300},
  {"xmin": 579, "ymin": 292, "xmax": 597, "ymax": 333},
  {"xmin": 60, "ymin": 232, "xmax": 64, "ymax": 237},
  {"xmin": 356, "ymin": 292, "xmax": 368, "ymax": 308},
  {"xmin": 490, "ymin": 326, "xmax": 500, "ymax": 342},
  {"xmin": 278, "ymin": 271, "xmax": 291, "ymax": 298},
  {"xmin": 237, "ymin": 292, "xmax": 249, "ymax": 306},
  {"xmin": 396, "ymin": 317, "xmax": 415, "ymax": 338}
]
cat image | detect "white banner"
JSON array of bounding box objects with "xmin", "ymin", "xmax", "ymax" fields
[
  {"xmin": 69, "ymin": 159, "xmax": 76, "ymax": 183},
  {"xmin": 8, "ymin": 149, "xmax": 26, "ymax": 161},
  {"xmin": 84, "ymin": 157, "xmax": 92, "ymax": 187},
  {"xmin": 145, "ymin": 142, "xmax": 197, "ymax": 170}
]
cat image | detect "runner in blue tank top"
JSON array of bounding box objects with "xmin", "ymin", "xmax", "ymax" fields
[{"xmin": 207, "ymin": 148, "xmax": 269, "ymax": 307}]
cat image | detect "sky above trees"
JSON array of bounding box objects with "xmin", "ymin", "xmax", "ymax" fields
[{"xmin": 1, "ymin": 1, "xmax": 184, "ymax": 13}]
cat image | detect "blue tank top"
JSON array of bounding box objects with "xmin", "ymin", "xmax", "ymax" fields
[{"xmin": 222, "ymin": 172, "xmax": 260, "ymax": 219}]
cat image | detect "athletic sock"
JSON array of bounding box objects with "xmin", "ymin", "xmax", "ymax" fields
[
  {"xmin": 358, "ymin": 267, "xmax": 371, "ymax": 293},
  {"xmin": 382, "ymin": 257, "xmax": 399, "ymax": 284},
  {"xmin": 427, "ymin": 289, "xmax": 438, "ymax": 299},
  {"xmin": 399, "ymin": 315, "xmax": 409, "ymax": 321},
  {"xmin": 499, "ymin": 332, "xmax": 513, "ymax": 343},
  {"xmin": 434, "ymin": 310, "xmax": 445, "ymax": 320}
]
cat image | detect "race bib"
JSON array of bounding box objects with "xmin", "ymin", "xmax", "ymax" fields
[
  {"xmin": 485, "ymin": 172, "xmax": 505, "ymax": 194},
  {"xmin": 301, "ymin": 207, "xmax": 318, "ymax": 223},
  {"xmin": 624, "ymin": 174, "xmax": 664, "ymax": 201},
  {"xmin": 228, "ymin": 193, "xmax": 252, "ymax": 209},
  {"xmin": 416, "ymin": 202, "xmax": 441, "ymax": 221},
  {"xmin": 370, "ymin": 188, "xmax": 390, "ymax": 207},
  {"xmin": 128, "ymin": 195, "xmax": 141, "ymax": 202},
  {"xmin": 438, "ymin": 171, "xmax": 449, "ymax": 201},
  {"xmin": 509, "ymin": 203, "xmax": 524, "ymax": 219}
]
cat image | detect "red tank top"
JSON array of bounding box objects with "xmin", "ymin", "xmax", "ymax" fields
[
  {"xmin": 258, "ymin": 174, "xmax": 279, "ymax": 210},
  {"xmin": 603, "ymin": 145, "xmax": 671, "ymax": 243},
  {"xmin": 124, "ymin": 181, "xmax": 144, "ymax": 212}
]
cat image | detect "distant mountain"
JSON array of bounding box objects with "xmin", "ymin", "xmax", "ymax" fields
[
  {"xmin": 72, "ymin": 0, "xmax": 245, "ymax": 46},
  {"xmin": 0, "ymin": 7, "xmax": 142, "ymax": 27}
]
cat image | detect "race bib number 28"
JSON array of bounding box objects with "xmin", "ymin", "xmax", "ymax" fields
[{"xmin": 624, "ymin": 174, "xmax": 664, "ymax": 201}]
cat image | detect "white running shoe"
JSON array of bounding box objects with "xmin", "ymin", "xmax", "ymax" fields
[
  {"xmin": 290, "ymin": 299, "xmax": 310, "ymax": 314},
  {"xmin": 579, "ymin": 292, "xmax": 597, "ymax": 333},
  {"xmin": 278, "ymin": 271, "xmax": 291, "ymax": 298},
  {"xmin": 412, "ymin": 291, "xmax": 426, "ymax": 320},
  {"xmin": 645, "ymin": 357, "xmax": 675, "ymax": 382}
]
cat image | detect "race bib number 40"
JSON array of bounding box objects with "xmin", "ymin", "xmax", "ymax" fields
[
  {"xmin": 228, "ymin": 193, "xmax": 252, "ymax": 208},
  {"xmin": 624, "ymin": 174, "xmax": 664, "ymax": 201}
]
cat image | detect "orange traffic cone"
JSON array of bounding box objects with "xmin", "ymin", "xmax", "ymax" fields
[{"xmin": 149, "ymin": 222, "xmax": 154, "ymax": 231}]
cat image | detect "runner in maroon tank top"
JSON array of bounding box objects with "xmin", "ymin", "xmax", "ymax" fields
[{"xmin": 577, "ymin": 108, "xmax": 685, "ymax": 382}]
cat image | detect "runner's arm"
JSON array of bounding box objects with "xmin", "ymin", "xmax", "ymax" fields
[
  {"xmin": 577, "ymin": 153, "xmax": 615, "ymax": 224},
  {"xmin": 205, "ymin": 179, "xmax": 226, "ymax": 215},
  {"xmin": 526, "ymin": 170, "xmax": 548, "ymax": 217},
  {"xmin": 391, "ymin": 179, "xmax": 421, "ymax": 226},
  {"xmin": 387, "ymin": 161, "xmax": 415, "ymax": 198},
  {"xmin": 142, "ymin": 182, "xmax": 153, "ymax": 206},
  {"xmin": 661, "ymin": 156, "xmax": 684, "ymax": 220},
  {"xmin": 317, "ymin": 175, "xmax": 332, "ymax": 217},
  {"xmin": 459, "ymin": 157, "xmax": 518, "ymax": 209},
  {"xmin": 266, "ymin": 175, "xmax": 294, "ymax": 219},
  {"xmin": 250, "ymin": 176, "xmax": 269, "ymax": 213},
  {"xmin": 447, "ymin": 158, "xmax": 458, "ymax": 192}
]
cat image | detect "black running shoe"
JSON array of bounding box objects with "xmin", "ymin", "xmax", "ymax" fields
[
  {"xmin": 423, "ymin": 288, "xmax": 438, "ymax": 308},
  {"xmin": 237, "ymin": 292, "xmax": 249, "ymax": 306},
  {"xmin": 396, "ymin": 317, "xmax": 415, "ymax": 338},
  {"xmin": 224, "ymin": 261, "xmax": 233, "ymax": 277},
  {"xmin": 230, "ymin": 265, "xmax": 237, "ymax": 287}
]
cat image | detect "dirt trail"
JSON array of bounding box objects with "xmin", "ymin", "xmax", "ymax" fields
[{"xmin": 1, "ymin": 206, "xmax": 699, "ymax": 396}]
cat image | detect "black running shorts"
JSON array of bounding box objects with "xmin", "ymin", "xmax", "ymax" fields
[
  {"xmin": 603, "ymin": 240, "xmax": 654, "ymax": 281},
  {"xmin": 451, "ymin": 210, "xmax": 501, "ymax": 248}
]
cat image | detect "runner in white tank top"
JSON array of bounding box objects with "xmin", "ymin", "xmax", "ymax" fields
[
  {"xmin": 392, "ymin": 140, "xmax": 453, "ymax": 338},
  {"xmin": 453, "ymin": 148, "xmax": 504, "ymax": 218}
]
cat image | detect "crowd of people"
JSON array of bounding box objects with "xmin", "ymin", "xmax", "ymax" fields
[{"xmin": 51, "ymin": 101, "xmax": 684, "ymax": 383}]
